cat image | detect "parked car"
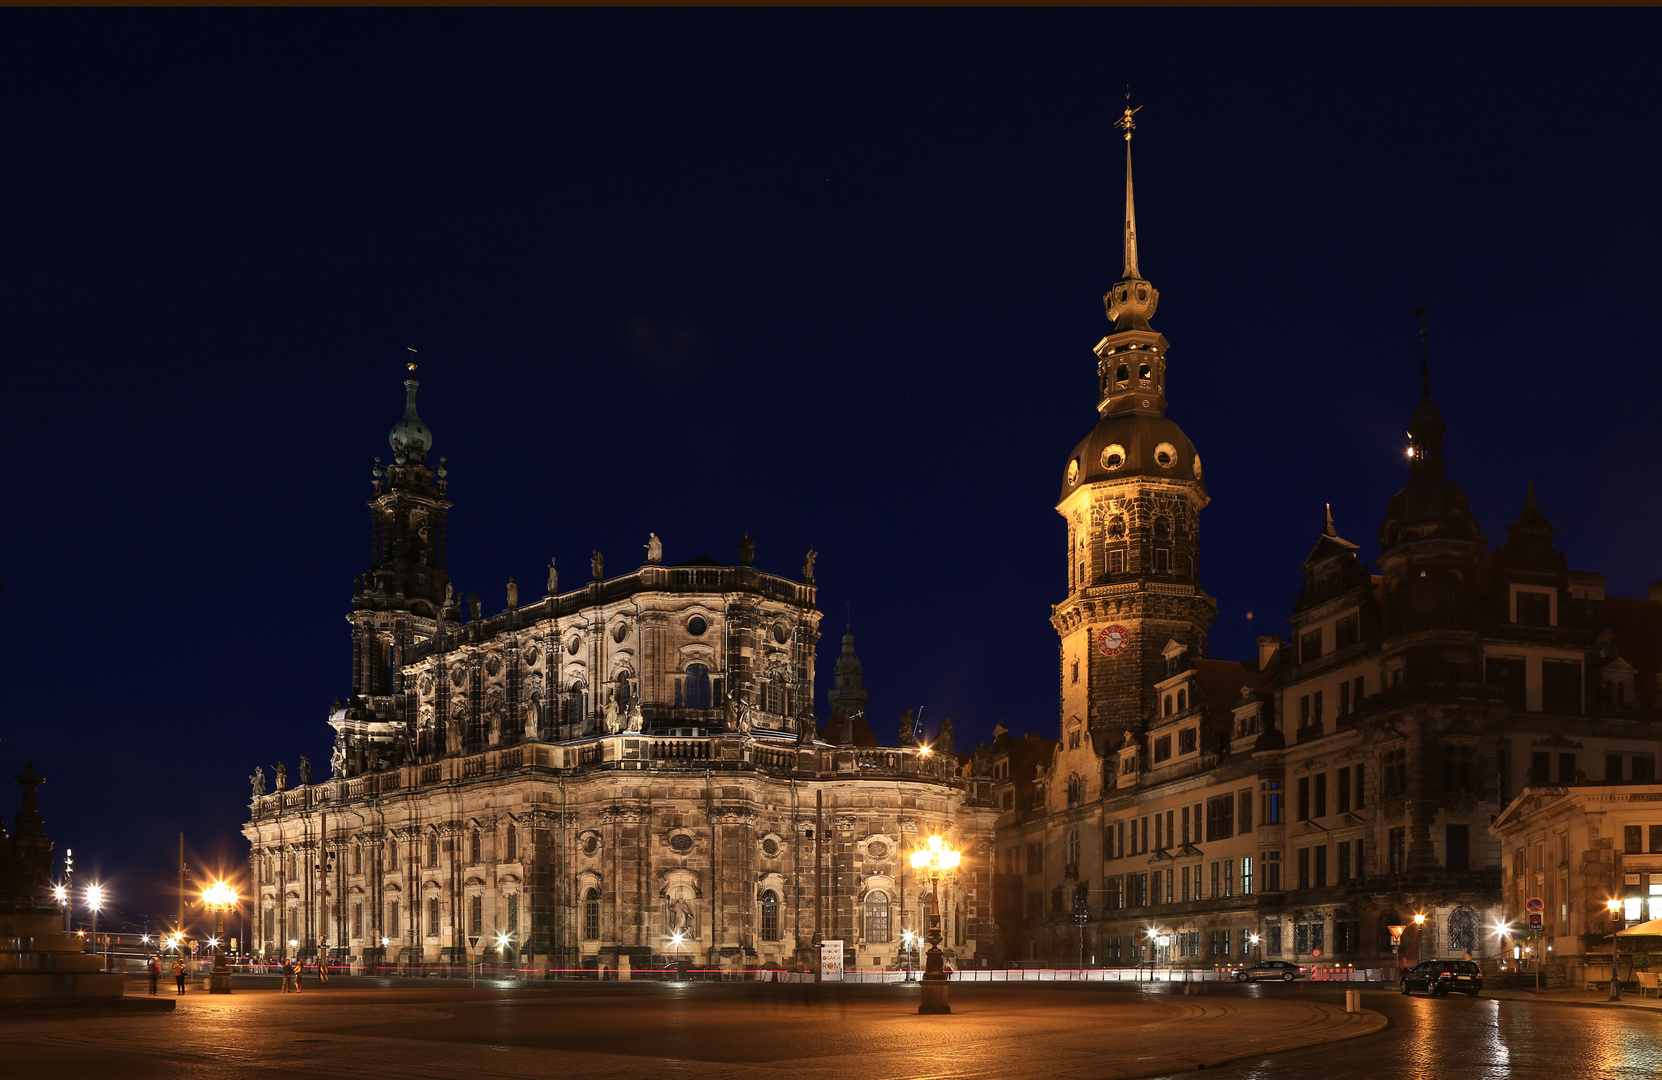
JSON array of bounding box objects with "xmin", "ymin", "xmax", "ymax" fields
[
  {"xmin": 1231, "ymin": 960, "xmax": 1309, "ymax": 982},
  {"xmin": 1400, "ymin": 959, "xmax": 1483, "ymax": 996}
]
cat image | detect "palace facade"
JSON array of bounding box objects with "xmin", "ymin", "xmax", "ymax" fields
[
  {"xmin": 242, "ymin": 371, "xmax": 996, "ymax": 973},
  {"xmin": 989, "ymin": 107, "xmax": 1662, "ymax": 973}
]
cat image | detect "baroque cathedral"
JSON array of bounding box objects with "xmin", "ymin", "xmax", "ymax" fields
[
  {"xmin": 242, "ymin": 370, "xmax": 996, "ymax": 973},
  {"xmin": 988, "ymin": 104, "xmax": 1662, "ymax": 972}
]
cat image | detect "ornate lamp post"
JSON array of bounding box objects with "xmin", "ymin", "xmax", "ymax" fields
[
  {"xmin": 909, "ymin": 834, "xmax": 960, "ymax": 1015},
  {"xmin": 1411, "ymin": 912, "xmax": 1426, "ymax": 966},
  {"xmin": 202, "ymin": 881, "xmax": 237, "ymax": 994},
  {"xmin": 1606, "ymin": 898, "xmax": 1623, "ymax": 1001}
]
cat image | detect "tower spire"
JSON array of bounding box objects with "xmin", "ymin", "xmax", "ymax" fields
[
  {"xmin": 1117, "ymin": 89, "xmax": 1143, "ymax": 280},
  {"xmin": 1103, "ymin": 93, "xmax": 1157, "ymax": 331}
]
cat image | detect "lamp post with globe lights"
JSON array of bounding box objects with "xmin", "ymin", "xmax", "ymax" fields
[
  {"xmin": 202, "ymin": 881, "xmax": 237, "ymax": 993},
  {"xmin": 909, "ymin": 834, "xmax": 960, "ymax": 1015}
]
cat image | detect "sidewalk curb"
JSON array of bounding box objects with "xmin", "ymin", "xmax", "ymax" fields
[
  {"xmin": 1111, "ymin": 1007, "xmax": 1389, "ymax": 1079},
  {"xmin": 1487, "ymin": 991, "xmax": 1662, "ymax": 1015}
]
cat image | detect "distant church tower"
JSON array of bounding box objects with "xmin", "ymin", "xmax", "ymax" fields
[
  {"xmin": 826, "ymin": 626, "xmax": 868, "ymax": 745},
  {"xmin": 349, "ymin": 364, "xmax": 452, "ymax": 698},
  {"xmin": 1051, "ymin": 103, "xmax": 1216, "ymax": 749}
]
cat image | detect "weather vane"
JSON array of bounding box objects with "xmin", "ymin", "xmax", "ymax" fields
[
  {"xmin": 407, "ymin": 345, "xmax": 417, "ymax": 373},
  {"xmin": 1116, "ymin": 86, "xmax": 1141, "ymax": 143}
]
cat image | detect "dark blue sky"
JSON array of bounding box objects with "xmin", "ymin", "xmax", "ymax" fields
[{"xmin": 3, "ymin": 9, "xmax": 1659, "ymax": 920}]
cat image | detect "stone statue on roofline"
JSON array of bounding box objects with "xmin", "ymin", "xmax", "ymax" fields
[{"xmin": 250, "ymin": 766, "xmax": 267, "ymax": 798}]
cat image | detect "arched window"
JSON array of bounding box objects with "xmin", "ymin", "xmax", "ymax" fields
[
  {"xmin": 764, "ymin": 678, "xmax": 785, "ymax": 715},
  {"xmin": 1448, "ymin": 906, "xmax": 1479, "ymax": 953},
  {"xmin": 352, "ymin": 844, "xmax": 363, "ymax": 875},
  {"xmin": 1155, "ymin": 517, "xmax": 1170, "ymax": 540},
  {"xmin": 469, "ymin": 829, "xmax": 481, "ymax": 864},
  {"xmin": 614, "ymin": 672, "xmax": 632, "ymax": 711},
  {"xmin": 1108, "ymin": 515, "xmax": 1126, "ymax": 539},
  {"xmin": 506, "ymin": 824, "xmax": 518, "ymax": 862},
  {"xmin": 1115, "ymin": 364, "xmax": 1129, "ymax": 386},
  {"xmin": 1164, "ymin": 695, "xmax": 1174, "ymax": 717},
  {"xmin": 760, "ymin": 890, "xmax": 781, "ymax": 942},
  {"xmin": 865, "ymin": 891, "xmax": 892, "ymax": 942},
  {"xmin": 582, "ymin": 888, "xmax": 601, "ymax": 941},
  {"xmin": 1067, "ymin": 828, "xmax": 1080, "ymax": 866},
  {"xmin": 684, "ymin": 664, "xmax": 712, "ymax": 710}
]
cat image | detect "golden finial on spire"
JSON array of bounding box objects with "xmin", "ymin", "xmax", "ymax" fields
[
  {"xmin": 407, "ymin": 346, "xmax": 417, "ymax": 373},
  {"xmin": 1116, "ymin": 86, "xmax": 1141, "ymax": 143}
]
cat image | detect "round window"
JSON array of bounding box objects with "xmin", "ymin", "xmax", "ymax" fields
[
  {"xmin": 761, "ymin": 837, "xmax": 780, "ymax": 858},
  {"xmin": 772, "ymin": 621, "xmax": 791, "ymax": 644},
  {"xmin": 687, "ymin": 615, "xmax": 708, "ymax": 637},
  {"xmin": 523, "ymin": 645, "xmax": 540, "ymax": 666},
  {"xmin": 612, "ymin": 621, "xmax": 628, "ymax": 644},
  {"xmin": 581, "ymin": 834, "xmax": 599, "ymax": 857},
  {"xmin": 1067, "ymin": 458, "xmax": 1080, "ymax": 484},
  {"xmin": 1154, "ymin": 442, "xmax": 1177, "ymax": 468},
  {"xmin": 670, "ymin": 834, "xmax": 694, "ymax": 854},
  {"xmin": 1100, "ymin": 443, "xmax": 1126, "ymax": 470},
  {"xmin": 566, "ymin": 635, "xmax": 581, "ymax": 655},
  {"xmin": 866, "ymin": 840, "xmax": 889, "ymax": 860}
]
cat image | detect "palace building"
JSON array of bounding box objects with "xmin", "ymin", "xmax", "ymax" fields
[
  {"xmin": 242, "ymin": 369, "xmax": 996, "ymax": 974},
  {"xmin": 989, "ymin": 104, "xmax": 1662, "ymax": 972}
]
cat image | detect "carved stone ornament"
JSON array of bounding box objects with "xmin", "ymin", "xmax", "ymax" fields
[
  {"xmin": 485, "ymin": 654, "xmax": 502, "ymax": 678},
  {"xmin": 450, "ymin": 663, "xmax": 467, "ymax": 687},
  {"xmin": 419, "ymin": 675, "xmax": 434, "ymax": 696},
  {"xmin": 524, "ymin": 645, "xmax": 540, "ymax": 667}
]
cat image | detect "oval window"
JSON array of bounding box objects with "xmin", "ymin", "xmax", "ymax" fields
[
  {"xmin": 687, "ymin": 615, "xmax": 708, "ymax": 637},
  {"xmin": 1101, "ymin": 443, "xmax": 1127, "ymax": 470},
  {"xmin": 1154, "ymin": 442, "xmax": 1177, "ymax": 468}
]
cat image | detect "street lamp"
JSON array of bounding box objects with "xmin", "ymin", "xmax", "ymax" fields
[
  {"xmin": 85, "ymin": 885, "xmax": 105, "ymax": 970},
  {"xmin": 1412, "ymin": 912, "xmax": 1427, "ymax": 966},
  {"xmin": 1248, "ymin": 933, "xmax": 1261, "ymax": 962},
  {"xmin": 909, "ymin": 834, "xmax": 961, "ymax": 1015},
  {"xmin": 901, "ymin": 930, "xmax": 917, "ymax": 980},
  {"xmin": 1606, "ymin": 898, "xmax": 1623, "ymax": 1001},
  {"xmin": 202, "ymin": 880, "xmax": 237, "ymax": 994}
]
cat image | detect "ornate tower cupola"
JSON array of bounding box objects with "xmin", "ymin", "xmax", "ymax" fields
[
  {"xmin": 1378, "ymin": 328, "xmax": 1482, "ymax": 554},
  {"xmin": 1095, "ymin": 101, "xmax": 1169, "ymax": 420},
  {"xmin": 1052, "ymin": 99, "xmax": 1216, "ymax": 750},
  {"xmin": 351, "ymin": 363, "xmax": 452, "ymax": 698}
]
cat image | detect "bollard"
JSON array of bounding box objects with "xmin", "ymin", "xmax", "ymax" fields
[{"xmin": 1345, "ymin": 989, "xmax": 1360, "ymax": 1014}]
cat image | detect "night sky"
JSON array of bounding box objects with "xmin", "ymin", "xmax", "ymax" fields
[{"xmin": 4, "ymin": 10, "xmax": 1659, "ymax": 924}]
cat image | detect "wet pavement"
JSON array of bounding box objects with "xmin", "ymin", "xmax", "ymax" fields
[
  {"xmin": 0, "ymin": 977, "xmax": 1655, "ymax": 1079},
  {"xmin": 1140, "ymin": 981, "xmax": 1662, "ymax": 1080}
]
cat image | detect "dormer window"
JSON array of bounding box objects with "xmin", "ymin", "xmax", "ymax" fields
[{"xmin": 1178, "ymin": 728, "xmax": 1197, "ymax": 754}]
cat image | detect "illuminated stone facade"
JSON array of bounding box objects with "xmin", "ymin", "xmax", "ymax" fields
[{"xmin": 242, "ymin": 375, "xmax": 995, "ymax": 972}]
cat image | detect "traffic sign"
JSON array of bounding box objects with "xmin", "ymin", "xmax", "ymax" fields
[
  {"xmin": 1526, "ymin": 897, "xmax": 1544, "ymax": 914},
  {"xmin": 1527, "ymin": 913, "xmax": 1543, "ymax": 931},
  {"xmin": 467, "ymin": 936, "xmax": 480, "ymax": 949}
]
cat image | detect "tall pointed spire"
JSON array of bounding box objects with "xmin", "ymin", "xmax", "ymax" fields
[
  {"xmin": 1118, "ymin": 91, "xmax": 1142, "ymax": 280},
  {"xmin": 1104, "ymin": 92, "xmax": 1158, "ymax": 331}
]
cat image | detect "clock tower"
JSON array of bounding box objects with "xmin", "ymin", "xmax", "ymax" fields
[{"xmin": 1050, "ymin": 104, "xmax": 1217, "ymax": 753}]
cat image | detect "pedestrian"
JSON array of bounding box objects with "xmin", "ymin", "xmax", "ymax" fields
[
  {"xmin": 280, "ymin": 959, "xmax": 295, "ymax": 993},
  {"xmin": 147, "ymin": 956, "xmax": 161, "ymax": 996},
  {"xmin": 173, "ymin": 958, "xmax": 187, "ymax": 995},
  {"xmin": 293, "ymin": 958, "xmax": 305, "ymax": 993}
]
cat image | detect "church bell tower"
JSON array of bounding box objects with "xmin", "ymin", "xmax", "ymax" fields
[
  {"xmin": 349, "ymin": 364, "xmax": 451, "ymax": 699},
  {"xmin": 1050, "ymin": 102, "xmax": 1217, "ymax": 751}
]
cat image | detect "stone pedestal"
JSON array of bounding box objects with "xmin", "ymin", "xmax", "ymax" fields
[
  {"xmin": 0, "ymin": 910, "xmax": 125, "ymax": 1000},
  {"xmin": 917, "ymin": 975, "xmax": 951, "ymax": 1014}
]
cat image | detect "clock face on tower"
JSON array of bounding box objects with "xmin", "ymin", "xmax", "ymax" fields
[{"xmin": 1098, "ymin": 624, "xmax": 1128, "ymax": 657}]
